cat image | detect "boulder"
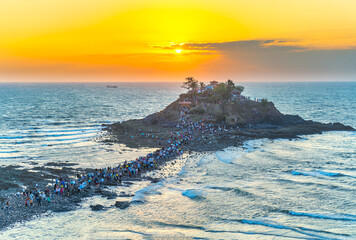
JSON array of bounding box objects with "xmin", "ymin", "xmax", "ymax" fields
[
  {"xmin": 52, "ymin": 205, "xmax": 76, "ymax": 213},
  {"xmin": 118, "ymin": 193, "xmax": 135, "ymax": 197},
  {"xmin": 90, "ymin": 204, "xmax": 105, "ymax": 211},
  {"xmin": 115, "ymin": 201, "xmax": 130, "ymax": 209}
]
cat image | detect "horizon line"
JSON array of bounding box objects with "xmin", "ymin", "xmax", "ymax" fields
[{"xmin": 1, "ymin": 80, "xmax": 355, "ymax": 84}]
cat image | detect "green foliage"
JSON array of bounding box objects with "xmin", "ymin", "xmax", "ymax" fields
[
  {"xmin": 234, "ymin": 85, "xmax": 244, "ymax": 95},
  {"xmin": 226, "ymin": 79, "xmax": 235, "ymax": 97},
  {"xmin": 212, "ymin": 80, "xmax": 244, "ymax": 101},
  {"xmin": 182, "ymin": 77, "xmax": 199, "ymax": 93},
  {"xmin": 199, "ymin": 82, "xmax": 206, "ymax": 92},
  {"xmin": 181, "ymin": 78, "xmax": 244, "ymax": 102},
  {"xmin": 261, "ymin": 98, "xmax": 268, "ymax": 106},
  {"xmin": 213, "ymin": 83, "xmax": 229, "ymax": 101}
]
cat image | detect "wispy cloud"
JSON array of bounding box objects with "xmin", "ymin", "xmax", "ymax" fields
[
  {"xmin": 2, "ymin": 40, "xmax": 356, "ymax": 81},
  {"xmin": 154, "ymin": 40, "xmax": 356, "ymax": 77},
  {"xmin": 155, "ymin": 40, "xmax": 304, "ymax": 52}
]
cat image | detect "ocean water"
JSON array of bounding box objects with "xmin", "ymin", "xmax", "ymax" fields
[
  {"xmin": 0, "ymin": 83, "xmax": 185, "ymax": 168},
  {"xmin": 0, "ymin": 82, "xmax": 355, "ymax": 239}
]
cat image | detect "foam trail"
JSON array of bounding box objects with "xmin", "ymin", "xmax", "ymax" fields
[
  {"xmin": 41, "ymin": 136, "xmax": 95, "ymax": 142},
  {"xmin": 28, "ymin": 128, "xmax": 100, "ymax": 133},
  {"xmin": 0, "ymin": 150, "xmax": 19, "ymax": 153},
  {"xmin": 291, "ymin": 170, "xmax": 345, "ymax": 177},
  {"xmin": 6, "ymin": 127, "xmax": 100, "ymax": 134},
  {"xmin": 0, "ymin": 131, "xmax": 97, "ymax": 140},
  {"xmin": 238, "ymin": 219, "xmax": 332, "ymax": 239},
  {"xmin": 0, "ymin": 136, "xmax": 24, "ymax": 139},
  {"xmin": 153, "ymin": 221, "xmax": 205, "ymax": 230},
  {"xmin": 205, "ymin": 229, "xmax": 311, "ymax": 239},
  {"xmin": 287, "ymin": 211, "xmax": 356, "ymax": 221}
]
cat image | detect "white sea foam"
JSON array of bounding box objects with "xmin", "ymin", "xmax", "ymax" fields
[
  {"xmin": 214, "ymin": 139, "xmax": 266, "ymax": 164},
  {"xmin": 131, "ymin": 181, "xmax": 164, "ymax": 203},
  {"xmin": 214, "ymin": 150, "xmax": 236, "ymax": 164},
  {"xmin": 198, "ymin": 155, "xmax": 213, "ymax": 166}
]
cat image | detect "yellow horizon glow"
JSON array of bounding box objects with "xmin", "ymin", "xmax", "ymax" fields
[{"xmin": 0, "ymin": 0, "xmax": 355, "ymax": 81}]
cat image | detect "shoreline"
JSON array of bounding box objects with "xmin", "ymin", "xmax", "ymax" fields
[
  {"xmin": 0, "ymin": 121, "xmax": 207, "ymax": 230},
  {"xmin": 0, "ymin": 156, "xmax": 182, "ymax": 230},
  {"xmin": 0, "ymin": 120, "xmax": 354, "ymax": 231},
  {"xmin": 1, "ymin": 90, "xmax": 354, "ymax": 231},
  {"xmin": 104, "ymin": 118, "xmax": 354, "ymax": 152}
]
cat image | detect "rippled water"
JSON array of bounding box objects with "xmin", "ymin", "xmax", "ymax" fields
[
  {"xmin": 0, "ymin": 82, "xmax": 184, "ymax": 168},
  {"xmin": 0, "ymin": 82, "xmax": 355, "ymax": 239}
]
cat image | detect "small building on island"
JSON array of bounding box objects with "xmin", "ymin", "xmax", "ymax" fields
[{"xmin": 205, "ymin": 81, "xmax": 218, "ymax": 90}]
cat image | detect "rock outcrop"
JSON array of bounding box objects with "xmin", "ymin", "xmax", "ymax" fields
[
  {"xmin": 106, "ymin": 93, "xmax": 354, "ymax": 149},
  {"xmin": 140, "ymin": 95, "xmax": 350, "ymax": 129}
]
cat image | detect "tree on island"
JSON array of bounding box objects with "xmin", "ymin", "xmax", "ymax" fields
[
  {"xmin": 213, "ymin": 83, "xmax": 230, "ymax": 101},
  {"xmin": 234, "ymin": 85, "xmax": 244, "ymax": 95},
  {"xmin": 211, "ymin": 80, "xmax": 245, "ymax": 102},
  {"xmin": 199, "ymin": 82, "xmax": 206, "ymax": 92},
  {"xmin": 182, "ymin": 77, "xmax": 199, "ymax": 93},
  {"xmin": 226, "ymin": 79, "xmax": 235, "ymax": 96},
  {"xmin": 181, "ymin": 78, "xmax": 245, "ymax": 103}
]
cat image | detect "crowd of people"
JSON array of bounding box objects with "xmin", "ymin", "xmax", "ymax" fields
[
  {"xmin": 177, "ymin": 107, "xmax": 229, "ymax": 135},
  {"xmin": 3, "ymin": 106, "xmax": 228, "ymax": 211},
  {"xmin": 21, "ymin": 187, "xmax": 50, "ymax": 207},
  {"xmin": 177, "ymin": 116, "xmax": 228, "ymax": 134},
  {"xmin": 3, "ymin": 124, "xmax": 194, "ymax": 210}
]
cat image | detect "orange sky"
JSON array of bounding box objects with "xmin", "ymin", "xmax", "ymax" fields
[{"xmin": 0, "ymin": 0, "xmax": 356, "ymax": 82}]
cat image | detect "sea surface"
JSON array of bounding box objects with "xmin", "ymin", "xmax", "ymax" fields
[{"xmin": 0, "ymin": 82, "xmax": 355, "ymax": 239}]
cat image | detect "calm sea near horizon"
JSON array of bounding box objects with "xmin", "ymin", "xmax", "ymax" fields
[{"xmin": 0, "ymin": 81, "xmax": 355, "ymax": 239}]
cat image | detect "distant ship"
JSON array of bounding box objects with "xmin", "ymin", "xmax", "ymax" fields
[{"xmin": 106, "ymin": 85, "xmax": 118, "ymax": 88}]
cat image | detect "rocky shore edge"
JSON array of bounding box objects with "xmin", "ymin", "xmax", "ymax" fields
[
  {"xmin": 105, "ymin": 118, "xmax": 354, "ymax": 152},
  {"xmin": 104, "ymin": 84, "xmax": 354, "ymax": 151},
  {"xmin": 0, "ymin": 159, "xmax": 170, "ymax": 231}
]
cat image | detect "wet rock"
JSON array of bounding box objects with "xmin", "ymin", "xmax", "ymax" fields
[
  {"xmin": 90, "ymin": 204, "xmax": 105, "ymax": 211},
  {"xmin": 104, "ymin": 192, "xmax": 118, "ymax": 200},
  {"xmin": 96, "ymin": 189, "xmax": 118, "ymax": 199},
  {"xmin": 114, "ymin": 201, "xmax": 130, "ymax": 209},
  {"xmin": 28, "ymin": 161, "xmax": 39, "ymax": 165},
  {"xmin": 150, "ymin": 178, "xmax": 161, "ymax": 183},
  {"xmin": 104, "ymin": 182, "xmax": 118, "ymax": 186},
  {"xmin": 45, "ymin": 162, "xmax": 79, "ymax": 167},
  {"xmin": 118, "ymin": 193, "xmax": 135, "ymax": 197},
  {"xmin": 52, "ymin": 205, "xmax": 75, "ymax": 213},
  {"xmin": 72, "ymin": 197, "xmax": 82, "ymax": 204}
]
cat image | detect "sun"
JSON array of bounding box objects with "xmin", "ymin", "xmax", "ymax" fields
[{"xmin": 175, "ymin": 49, "xmax": 182, "ymax": 54}]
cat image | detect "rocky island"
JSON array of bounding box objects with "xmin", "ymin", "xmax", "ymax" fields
[{"xmin": 106, "ymin": 78, "xmax": 354, "ymax": 151}]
